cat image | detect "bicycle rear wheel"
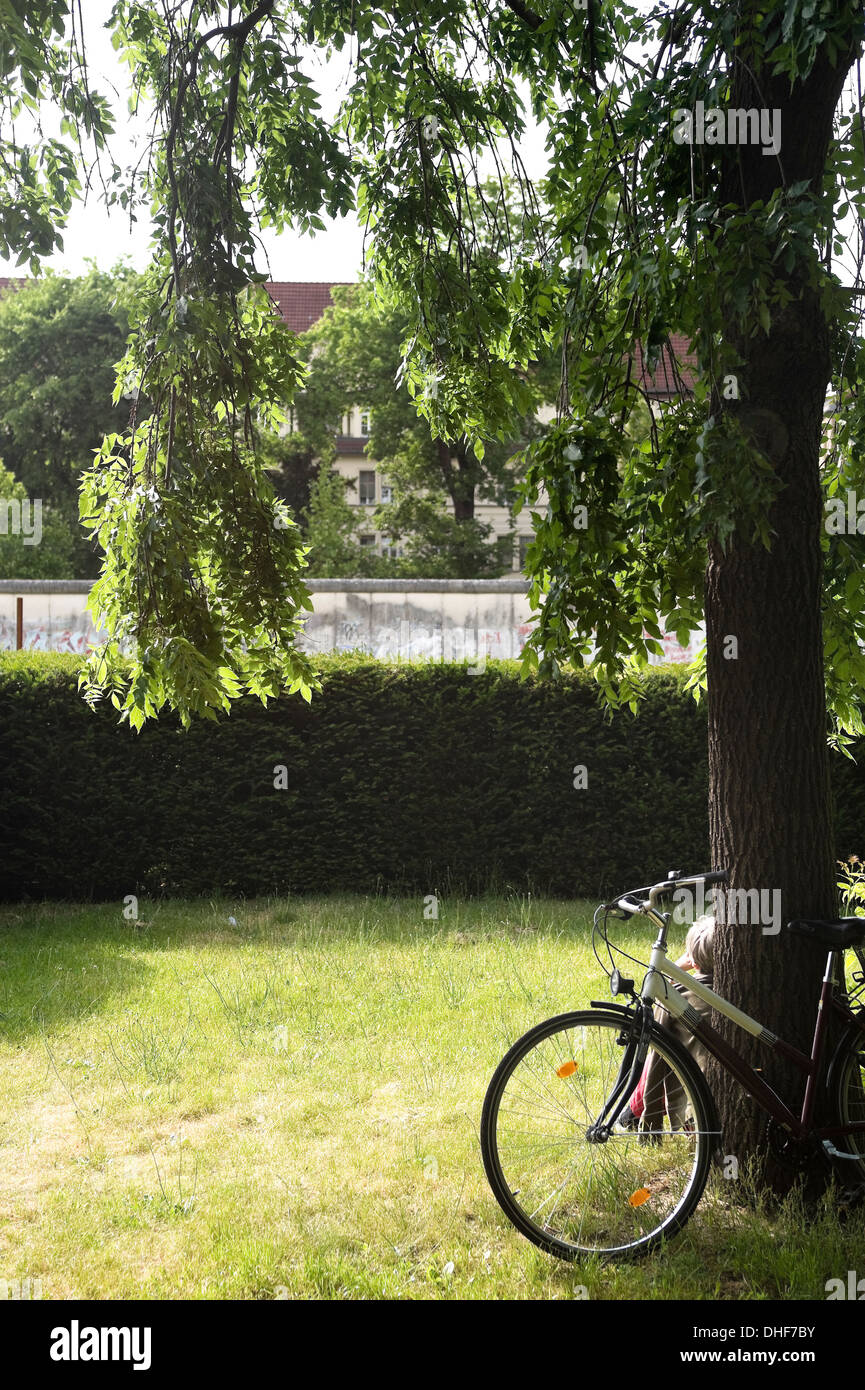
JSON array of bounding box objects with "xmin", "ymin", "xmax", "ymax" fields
[
  {"xmin": 481, "ymin": 1009, "xmax": 716, "ymax": 1261},
  {"xmin": 830, "ymin": 1018, "xmax": 865, "ymax": 1177}
]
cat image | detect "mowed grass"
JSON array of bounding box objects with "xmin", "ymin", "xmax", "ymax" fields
[{"xmin": 0, "ymin": 895, "xmax": 863, "ymax": 1301}]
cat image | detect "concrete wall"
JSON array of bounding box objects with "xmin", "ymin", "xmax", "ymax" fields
[
  {"xmin": 300, "ymin": 579, "xmax": 534, "ymax": 661},
  {"xmin": 0, "ymin": 579, "xmax": 704, "ymax": 664}
]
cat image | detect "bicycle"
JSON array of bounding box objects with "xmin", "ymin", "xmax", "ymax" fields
[{"xmin": 480, "ymin": 868, "xmax": 865, "ymax": 1261}]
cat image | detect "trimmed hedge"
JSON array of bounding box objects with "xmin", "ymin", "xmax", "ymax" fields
[{"xmin": 1, "ymin": 652, "xmax": 863, "ymax": 902}]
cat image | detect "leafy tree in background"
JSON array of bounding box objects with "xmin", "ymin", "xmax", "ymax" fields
[
  {"xmin": 265, "ymin": 262, "xmax": 553, "ymax": 576},
  {"xmin": 0, "ymin": 265, "xmax": 138, "ymax": 576},
  {"xmin": 275, "ymin": 279, "xmax": 519, "ymax": 576},
  {"xmin": 257, "ymin": 425, "xmax": 319, "ymax": 523},
  {"xmin": 256, "ymin": 357, "xmax": 396, "ymax": 576},
  {"xmin": 302, "ymin": 466, "xmax": 394, "ymax": 577},
  {"xmin": 5, "ymin": 0, "xmax": 865, "ymax": 1187},
  {"xmin": 380, "ymin": 494, "xmax": 514, "ymax": 577},
  {"xmin": 0, "ymin": 460, "xmax": 80, "ymax": 579},
  {"xmin": 296, "ymin": 263, "xmax": 552, "ymax": 577}
]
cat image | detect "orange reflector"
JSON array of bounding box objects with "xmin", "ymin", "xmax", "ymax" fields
[
  {"xmin": 556, "ymin": 1060, "xmax": 578, "ymax": 1078},
  {"xmin": 628, "ymin": 1187, "xmax": 651, "ymax": 1207}
]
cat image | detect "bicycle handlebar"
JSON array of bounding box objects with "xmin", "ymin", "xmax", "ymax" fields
[
  {"xmin": 700, "ymin": 869, "xmax": 729, "ymax": 889},
  {"xmin": 609, "ymin": 868, "xmax": 728, "ymax": 916}
]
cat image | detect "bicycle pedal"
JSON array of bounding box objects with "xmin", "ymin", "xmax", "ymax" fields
[{"xmin": 823, "ymin": 1139, "xmax": 863, "ymax": 1162}]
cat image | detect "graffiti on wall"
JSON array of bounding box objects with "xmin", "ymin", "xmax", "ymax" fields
[
  {"xmin": 1, "ymin": 593, "xmax": 704, "ymax": 664},
  {"xmin": 0, "ymin": 615, "xmax": 101, "ymax": 654}
]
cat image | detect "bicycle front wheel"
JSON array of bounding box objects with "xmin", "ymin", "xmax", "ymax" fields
[{"xmin": 481, "ymin": 1009, "xmax": 716, "ymax": 1261}]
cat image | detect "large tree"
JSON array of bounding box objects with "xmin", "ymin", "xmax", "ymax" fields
[{"xmin": 4, "ymin": 0, "xmax": 865, "ymax": 1185}]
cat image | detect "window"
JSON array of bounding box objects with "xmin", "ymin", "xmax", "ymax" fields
[
  {"xmin": 358, "ymin": 470, "xmax": 376, "ymax": 504},
  {"xmin": 518, "ymin": 534, "xmax": 533, "ymax": 568},
  {"xmin": 381, "ymin": 537, "xmax": 401, "ymax": 558},
  {"xmin": 360, "ymin": 412, "xmax": 370, "ymax": 436},
  {"xmin": 359, "ymin": 534, "xmax": 376, "ymax": 548},
  {"xmin": 380, "ymin": 484, "xmax": 393, "ymax": 504}
]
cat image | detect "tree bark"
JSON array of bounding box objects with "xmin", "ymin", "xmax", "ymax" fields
[
  {"xmin": 705, "ymin": 40, "xmax": 854, "ymax": 1188},
  {"xmin": 705, "ymin": 327, "xmax": 838, "ymax": 1186}
]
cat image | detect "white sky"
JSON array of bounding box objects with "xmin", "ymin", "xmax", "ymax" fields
[{"xmin": 1, "ymin": 0, "xmax": 548, "ymax": 283}]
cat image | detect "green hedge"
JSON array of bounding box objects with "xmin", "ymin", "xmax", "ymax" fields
[{"xmin": 1, "ymin": 652, "xmax": 863, "ymax": 902}]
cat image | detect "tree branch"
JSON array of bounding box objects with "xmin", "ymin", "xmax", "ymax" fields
[
  {"xmin": 501, "ymin": 0, "xmax": 542, "ymax": 31},
  {"xmin": 193, "ymin": 0, "xmax": 275, "ymax": 63}
]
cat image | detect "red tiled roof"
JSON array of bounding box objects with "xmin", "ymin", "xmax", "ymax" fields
[
  {"xmin": 0, "ymin": 275, "xmax": 698, "ymax": 395},
  {"xmin": 266, "ymin": 281, "xmax": 351, "ymax": 333},
  {"xmin": 0, "ymin": 275, "xmax": 348, "ymax": 334},
  {"xmin": 266, "ymin": 284, "xmax": 698, "ymax": 394},
  {"xmin": 631, "ymin": 333, "xmax": 697, "ymax": 398}
]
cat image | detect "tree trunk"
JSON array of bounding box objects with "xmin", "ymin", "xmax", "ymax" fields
[
  {"xmin": 705, "ymin": 38, "xmax": 854, "ymax": 1190},
  {"xmin": 705, "ymin": 312, "xmax": 838, "ymax": 1187},
  {"xmin": 440, "ymin": 439, "xmax": 476, "ymax": 519}
]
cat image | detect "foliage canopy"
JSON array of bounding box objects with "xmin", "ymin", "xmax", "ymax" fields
[{"xmin": 2, "ymin": 2, "xmax": 865, "ymax": 732}]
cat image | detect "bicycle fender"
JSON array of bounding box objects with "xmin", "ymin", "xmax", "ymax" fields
[{"xmin": 589, "ymin": 1004, "xmax": 723, "ymax": 1150}]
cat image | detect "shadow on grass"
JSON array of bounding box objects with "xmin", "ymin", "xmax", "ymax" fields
[
  {"xmin": 0, "ymin": 906, "xmax": 158, "ymax": 1045},
  {"xmin": 0, "ymin": 893, "xmax": 601, "ymax": 1046}
]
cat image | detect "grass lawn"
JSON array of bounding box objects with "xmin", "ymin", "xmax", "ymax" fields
[{"xmin": 0, "ymin": 894, "xmax": 862, "ymax": 1300}]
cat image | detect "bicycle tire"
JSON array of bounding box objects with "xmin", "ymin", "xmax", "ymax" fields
[
  {"xmin": 481, "ymin": 1008, "xmax": 718, "ymax": 1261},
  {"xmin": 829, "ymin": 1014, "xmax": 865, "ymax": 1178}
]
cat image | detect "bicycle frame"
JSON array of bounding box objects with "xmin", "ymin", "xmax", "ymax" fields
[{"xmin": 640, "ymin": 907, "xmax": 865, "ymax": 1140}]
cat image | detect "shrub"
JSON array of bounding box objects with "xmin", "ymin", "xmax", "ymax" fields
[{"xmin": 1, "ymin": 652, "xmax": 862, "ymax": 902}]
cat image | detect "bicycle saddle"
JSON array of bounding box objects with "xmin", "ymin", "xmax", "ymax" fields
[{"xmin": 785, "ymin": 917, "xmax": 865, "ymax": 948}]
